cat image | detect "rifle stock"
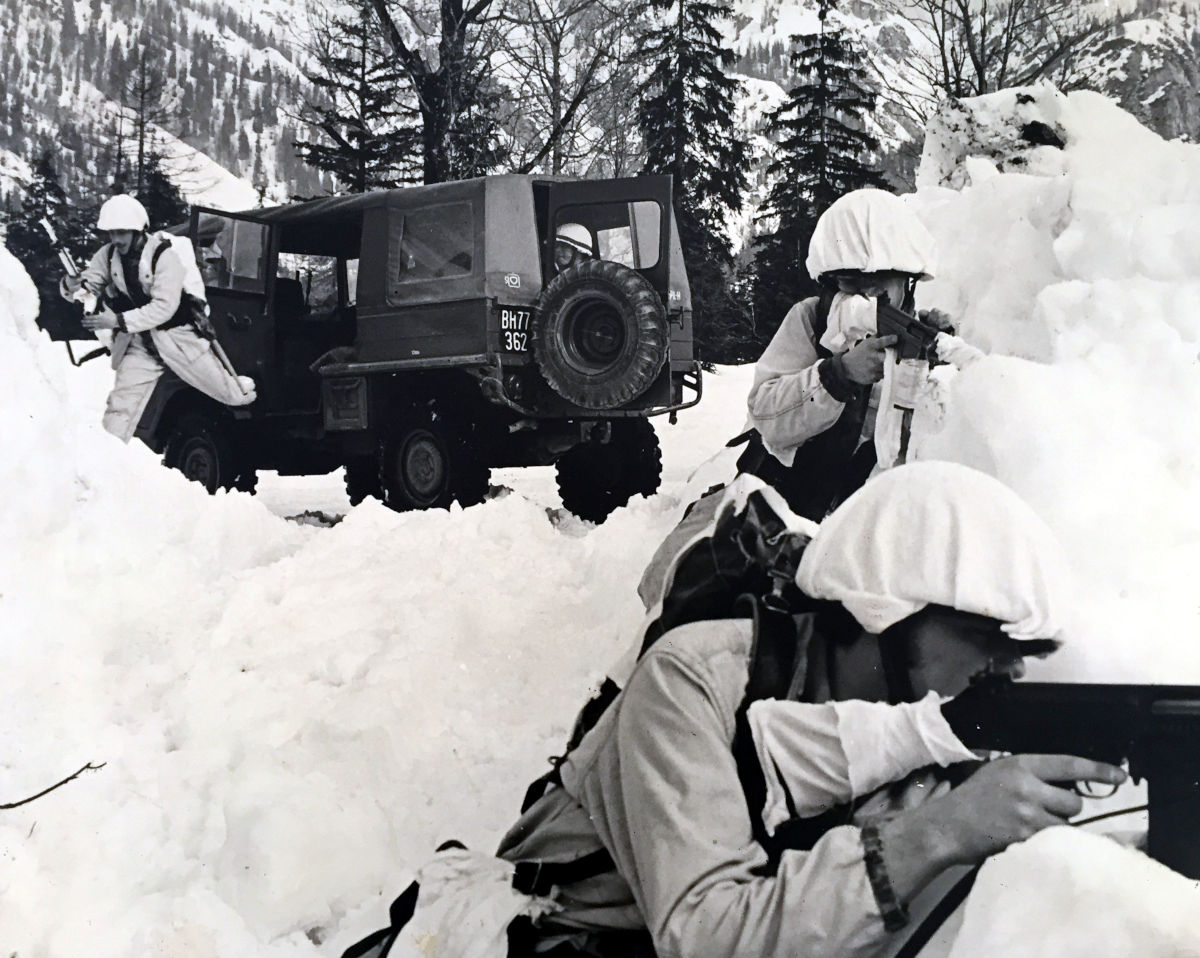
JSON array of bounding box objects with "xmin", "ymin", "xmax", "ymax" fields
[{"xmin": 943, "ymin": 676, "xmax": 1200, "ymax": 878}]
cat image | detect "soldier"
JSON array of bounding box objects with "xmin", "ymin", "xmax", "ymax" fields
[{"xmin": 61, "ymin": 194, "xmax": 255, "ymax": 442}]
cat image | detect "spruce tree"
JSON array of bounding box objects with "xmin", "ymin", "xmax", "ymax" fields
[
  {"xmin": 61, "ymin": 1, "xmax": 80, "ymax": 50},
  {"xmin": 4, "ymin": 151, "xmax": 92, "ymax": 334},
  {"xmin": 751, "ymin": 1, "xmax": 888, "ymax": 342},
  {"xmin": 295, "ymin": 0, "xmax": 419, "ymax": 192},
  {"xmin": 138, "ymin": 153, "xmax": 189, "ymax": 230},
  {"xmin": 637, "ymin": 0, "xmax": 752, "ymax": 364}
]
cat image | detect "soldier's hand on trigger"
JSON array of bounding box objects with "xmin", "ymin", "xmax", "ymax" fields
[
  {"xmin": 840, "ymin": 334, "xmax": 897, "ymax": 385},
  {"xmin": 921, "ymin": 754, "xmax": 1126, "ymax": 865},
  {"xmin": 82, "ymin": 306, "xmax": 119, "ymax": 331}
]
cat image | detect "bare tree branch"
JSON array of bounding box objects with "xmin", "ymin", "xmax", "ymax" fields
[{"xmin": 2, "ymin": 763, "xmax": 106, "ymax": 810}]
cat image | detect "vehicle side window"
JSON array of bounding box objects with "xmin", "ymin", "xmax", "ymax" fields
[
  {"xmin": 202, "ymin": 217, "xmax": 269, "ymax": 292},
  {"xmin": 397, "ymin": 203, "xmax": 474, "ymax": 282},
  {"xmin": 346, "ymin": 259, "xmax": 359, "ymax": 306},
  {"xmin": 278, "ymin": 253, "xmax": 340, "ymax": 312}
]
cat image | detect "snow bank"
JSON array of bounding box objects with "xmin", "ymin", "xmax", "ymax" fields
[
  {"xmin": 0, "ymin": 241, "xmax": 750, "ymax": 954},
  {"xmin": 911, "ymin": 85, "xmax": 1200, "ymax": 682},
  {"xmin": 950, "ymin": 828, "xmax": 1200, "ymax": 957}
]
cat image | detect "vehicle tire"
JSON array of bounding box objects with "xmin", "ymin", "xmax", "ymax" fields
[
  {"xmin": 164, "ymin": 413, "xmax": 240, "ymax": 494},
  {"xmin": 556, "ymin": 418, "xmax": 662, "ymax": 523},
  {"xmin": 345, "ymin": 456, "xmax": 383, "ymax": 506},
  {"xmin": 379, "ymin": 407, "xmax": 490, "ymax": 512},
  {"xmin": 534, "ymin": 259, "xmax": 668, "ymax": 409}
]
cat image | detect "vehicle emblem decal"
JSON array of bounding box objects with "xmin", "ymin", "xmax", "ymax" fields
[{"xmin": 504, "ymin": 272, "xmax": 521, "ymax": 289}]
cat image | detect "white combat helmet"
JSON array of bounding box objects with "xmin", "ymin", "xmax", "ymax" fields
[
  {"xmin": 805, "ymin": 189, "xmax": 937, "ymax": 282},
  {"xmin": 556, "ymin": 222, "xmax": 592, "ymax": 255},
  {"xmin": 97, "ymin": 194, "xmax": 150, "ymax": 232}
]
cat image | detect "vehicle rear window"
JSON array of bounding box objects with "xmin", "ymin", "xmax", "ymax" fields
[
  {"xmin": 555, "ymin": 201, "xmax": 661, "ymax": 270},
  {"xmin": 397, "ymin": 203, "xmax": 474, "ymax": 282}
]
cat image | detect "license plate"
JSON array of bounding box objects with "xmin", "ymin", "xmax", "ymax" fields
[{"xmin": 499, "ymin": 307, "xmax": 532, "ymax": 352}]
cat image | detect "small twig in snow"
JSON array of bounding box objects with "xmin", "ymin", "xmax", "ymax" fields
[{"xmin": 1, "ymin": 763, "xmax": 107, "ymax": 810}]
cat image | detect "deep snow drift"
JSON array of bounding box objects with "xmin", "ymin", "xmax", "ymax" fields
[{"xmin": 4, "ymin": 85, "xmax": 1200, "ymax": 956}]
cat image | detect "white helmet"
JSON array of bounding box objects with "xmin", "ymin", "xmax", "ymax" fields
[
  {"xmin": 97, "ymin": 194, "xmax": 150, "ymax": 232},
  {"xmin": 796, "ymin": 462, "xmax": 1073, "ymax": 641},
  {"xmin": 805, "ymin": 189, "xmax": 937, "ymax": 282},
  {"xmin": 556, "ymin": 222, "xmax": 592, "ymax": 256}
]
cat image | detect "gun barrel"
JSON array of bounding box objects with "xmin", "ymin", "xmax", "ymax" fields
[{"xmin": 39, "ymin": 217, "xmax": 82, "ymax": 276}]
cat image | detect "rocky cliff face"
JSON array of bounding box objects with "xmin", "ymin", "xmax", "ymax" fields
[{"xmin": 1077, "ymin": 12, "xmax": 1200, "ymax": 142}]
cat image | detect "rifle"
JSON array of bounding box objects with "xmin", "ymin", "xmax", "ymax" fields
[
  {"xmin": 39, "ymin": 217, "xmax": 99, "ymax": 314},
  {"xmin": 942, "ymin": 674, "xmax": 1200, "ymax": 879},
  {"xmin": 38, "ymin": 218, "xmax": 110, "ymax": 366},
  {"xmin": 875, "ymin": 299, "xmax": 941, "ymax": 362}
]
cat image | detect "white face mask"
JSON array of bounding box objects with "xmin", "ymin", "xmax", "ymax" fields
[{"xmin": 820, "ymin": 292, "xmax": 879, "ymax": 352}]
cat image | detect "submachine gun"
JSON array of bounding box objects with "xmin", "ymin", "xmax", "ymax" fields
[
  {"xmin": 37, "ymin": 217, "xmax": 109, "ymax": 366},
  {"xmin": 875, "ymin": 299, "xmax": 942, "ymax": 362},
  {"xmin": 942, "ymin": 674, "xmax": 1200, "ymax": 879}
]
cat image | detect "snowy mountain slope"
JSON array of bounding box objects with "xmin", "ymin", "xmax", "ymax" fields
[
  {"xmin": 6, "ymin": 0, "xmax": 1200, "ymax": 220},
  {"xmin": 0, "ymin": 0, "xmax": 322, "ymax": 206}
]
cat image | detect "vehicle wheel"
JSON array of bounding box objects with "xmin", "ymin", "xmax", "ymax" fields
[
  {"xmin": 164, "ymin": 413, "xmax": 239, "ymax": 494},
  {"xmin": 379, "ymin": 408, "xmax": 490, "ymax": 512},
  {"xmin": 534, "ymin": 259, "xmax": 668, "ymax": 409},
  {"xmin": 345, "ymin": 456, "xmax": 382, "ymax": 506},
  {"xmin": 556, "ymin": 419, "xmax": 662, "ymax": 523}
]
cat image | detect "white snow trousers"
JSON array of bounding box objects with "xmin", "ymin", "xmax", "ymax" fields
[{"xmin": 103, "ymin": 328, "xmax": 256, "ymax": 442}]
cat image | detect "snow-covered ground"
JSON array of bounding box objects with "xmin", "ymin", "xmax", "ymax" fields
[{"xmin": 4, "ymin": 85, "xmax": 1200, "ymax": 956}]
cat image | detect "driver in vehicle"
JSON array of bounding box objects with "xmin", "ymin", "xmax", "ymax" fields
[{"xmin": 554, "ymin": 223, "xmax": 594, "ymax": 272}]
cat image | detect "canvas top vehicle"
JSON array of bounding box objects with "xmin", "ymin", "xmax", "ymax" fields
[{"xmin": 41, "ymin": 174, "xmax": 702, "ymax": 522}]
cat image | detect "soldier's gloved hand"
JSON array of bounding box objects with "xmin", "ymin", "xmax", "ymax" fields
[
  {"xmin": 840, "ymin": 334, "xmax": 897, "ymax": 385},
  {"xmin": 919, "ymin": 308, "xmax": 955, "ymax": 334},
  {"xmin": 82, "ymin": 306, "xmax": 119, "ymax": 331},
  {"xmin": 934, "ymin": 332, "xmax": 985, "ymax": 370},
  {"xmin": 916, "ymin": 754, "xmax": 1126, "ymax": 865}
]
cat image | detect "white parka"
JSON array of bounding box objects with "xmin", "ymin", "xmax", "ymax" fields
[{"xmin": 498, "ymin": 618, "xmax": 965, "ymax": 958}]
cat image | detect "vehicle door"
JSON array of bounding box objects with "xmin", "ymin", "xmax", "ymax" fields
[
  {"xmin": 191, "ymin": 208, "xmax": 279, "ymax": 405},
  {"xmin": 537, "ymin": 176, "xmax": 675, "ymax": 300}
]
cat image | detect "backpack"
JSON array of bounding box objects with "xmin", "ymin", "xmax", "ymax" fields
[{"xmin": 339, "ymin": 477, "xmax": 824, "ymax": 958}]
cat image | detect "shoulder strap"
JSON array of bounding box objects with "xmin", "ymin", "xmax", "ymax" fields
[
  {"xmin": 730, "ymin": 595, "xmax": 806, "ymax": 867},
  {"xmin": 810, "ymin": 290, "xmax": 837, "ymax": 359},
  {"xmin": 150, "ymin": 235, "xmax": 172, "ymax": 274},
  {"xmin": 339, "ymin": 881, "xmax": 419, "ymax": 958}
]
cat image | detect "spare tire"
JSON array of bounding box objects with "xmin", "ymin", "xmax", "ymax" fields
[{"xmin": 534, "ymin": 259, "xmax": 669, "ymax": 409}]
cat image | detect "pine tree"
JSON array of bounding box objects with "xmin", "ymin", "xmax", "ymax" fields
[
  {"xmin": 138, "ymin": 153, "xmax": 188, "ymax": 230},
  {"xmin": 751, "ymin": 1, "xmax": 888, "ymax": 343},
  {"xmin": 4, "ymin": 151, "xmax": 92, "ymax": 329},
  {"xmin": 295, "ymin": 0, "xmax": 420, "ymax": 192},
  {"xmin": 61, "ymin": 0, "xmax": 80, "ymax": 50},
  {"xmin": 637, "ymin": 0, "xmax": 752, "ymax": 364}
]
